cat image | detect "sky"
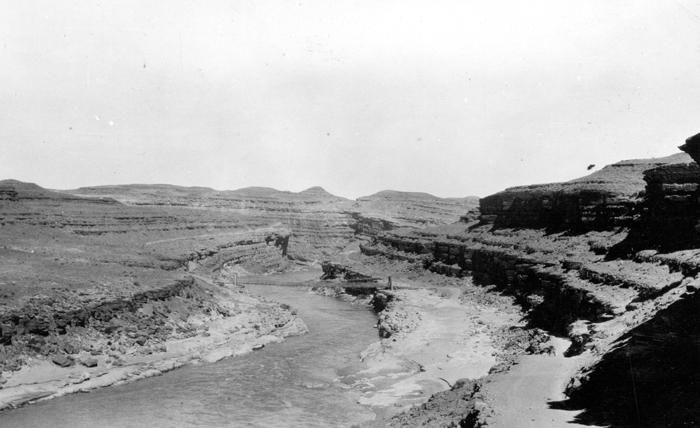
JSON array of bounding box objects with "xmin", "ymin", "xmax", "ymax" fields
[{"xmin": 2, "ymin": 0, "xmax": 700, "ymax": 199}]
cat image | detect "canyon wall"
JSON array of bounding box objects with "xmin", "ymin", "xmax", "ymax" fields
[
  {"xmin": 0, "ymin": 178, "xmax": 472, "ymax": 379},
  {"xmin": 479, "ymin": 153, "xmax": 691, "ymax": 232},
  {"xmin": 70, "ymin": 185, "xmax": 476, "ymax": 261},
  {"xmin": 359, "ymin": 146, "xmax": 700, "ymax": 426},
  {"xmin": 0, "ymin": 179, "xmax": 292, "ymax": 375},
  {"xmin": 561, "ymin": 287, "xmax": 700, "ymax": 427}
]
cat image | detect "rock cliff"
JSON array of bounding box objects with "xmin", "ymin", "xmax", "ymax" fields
[
  {"xmin": 0, "ymin": 179, "xmax": 293, "ymax": 378},
  {"xmin": 479, "ymin": 153, "xmax": 691, "ymax": 232},
  {"xmin": 69, "ymin": 185, "xmax": 476, "ymax": 261},
  {"xmin": 561, "ymin": 287, "xmax": 700, "ymax": 427},
  {"xmin": 603, "ymin": 140, "xmax": 700, "ymax": 255},
  {"xmin": 358, "ymin": 139, "xmax": 700, "ymax": 426}
]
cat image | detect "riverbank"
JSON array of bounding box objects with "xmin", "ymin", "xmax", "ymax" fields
[
  {"xmin": 327, "ymin": 257, "xmax": 607, "ymax": 427},
  {"xmin": 0, "ymin": 279, "xmax": 381, "ymax": 428},
  {"xmin": 353, "ymin": 281, "xmax": 599, "ymax": 427},
  {"xmin": 334, "ymin": 277, "xmax": 528, "ymax": 423},
  {"xmin": 0, "ymin": 275, "xmax": 307, "ymax": 411}
]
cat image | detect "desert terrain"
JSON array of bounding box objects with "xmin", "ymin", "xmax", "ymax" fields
[{"xmin": 1, "ymin": 135, "xmax": 700, "ymax": 426}]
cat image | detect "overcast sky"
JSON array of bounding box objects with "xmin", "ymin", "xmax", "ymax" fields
[{"xmin": 2, "ymin": 1, "xmax": 700, "ymax": 198}]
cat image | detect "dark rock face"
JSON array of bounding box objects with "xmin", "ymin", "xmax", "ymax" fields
[
  {"xmin": 609, "ymin": 162, "xmax": 700, "ymax": 255},
  {"xmin": 364, "ymin": 230, "xmax": 619, "ymax": 335},
  {"xmin": 641, "ymin": 163, "xmax": 700, "ymax": 249},
  {"xmin": 561, "ymin": 290, "xmax": 700, "ymax": 427},
  {"xmin": 385, "ymin": 379, "xmax": 484, "ymax": 428},
  {"xmin": 347, "ymin": 212, "xmax": 396, "ymax": 236},
  {"xmin": 80, "ymin": 357, "xmax": 98, "ymax": 367},
  {"xmin": 51, "ymin": 354, "xmax": 74, "ymax": 368},
  {"xmin": 320, "ymin": 262, "xmax": 378, "ymax": 282},
  {"xmin": 480, "ymin": 189, "xmax": 636, "ymax": 232},
  {"xmin": 479, "ymin": 153, "xmax": 691, "ymax": 232},
  {"xmin": 0, "ymin": 279, "xmax": 193, "ymax": 346},
  {"xmin": 469, "ymin": 249, "xmax": 612, "ymax": 334},
  {"xmin": 678, "ymin": 131, "xmax": 700, "ymax": 165}
]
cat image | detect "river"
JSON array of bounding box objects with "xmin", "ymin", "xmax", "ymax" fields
[{"xmin": 0, "ymin": 284, "xmax": 380, "ymax": 427}]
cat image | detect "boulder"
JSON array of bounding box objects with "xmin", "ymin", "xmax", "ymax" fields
[
  {"xmin": 51, "ymin": 354, "xmax": 74, "ymax": 368},
  {"xmin": 80, "ymin": 357, "xmax": 98, "ymax": 368}
]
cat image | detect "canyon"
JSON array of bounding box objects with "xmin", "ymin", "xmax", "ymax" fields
[{"xmin": 1, "ymin": 137, "xmax": 699, "ymax": 427}]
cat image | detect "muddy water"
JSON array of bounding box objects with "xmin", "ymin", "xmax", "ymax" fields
[{"xmin": 0, "ymin": 285, "xmax": 379, "ymax": 427}]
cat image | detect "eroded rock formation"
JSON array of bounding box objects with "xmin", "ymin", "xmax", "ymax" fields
[
  {"xmin": 358, "ymin": 137, "xmax": 700, "ymax": 426},
  {"xmin": 69, "ymin": 185, "xmax": 477, "ymax": 261},
  {"xmin": 479, "ymin": 153, "xmax": 691, "ymax": 232},
  {"xmin": 562, "ymin": 288, "xmax": 700, "ymax": 427},
  {"xmin": 0, "ymin": 179, "xmax": 293, "ymax": 376},
  {"xmin": 320, "ymin": 262, "xmax": 379, "ymax": 282}
]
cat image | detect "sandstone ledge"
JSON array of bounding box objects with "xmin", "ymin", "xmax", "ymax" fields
[{"xmin": 0, "ymin": 275, "xmax": 307, "ymax": 411}]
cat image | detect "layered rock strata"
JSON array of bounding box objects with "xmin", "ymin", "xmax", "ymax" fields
[
  {"xmin": 0, "ymin": 179, "xmax": 295, "ymax": 392},
  {"xmin": 359, "ymin": 142, "xmax": 700, "ymax": 426},
  {"xmin": 480, "ymin": 153, "xmax": 691, "ymax": 232},
  {"xmin": 69, "ymin": 185, "xmax": 477, "ymax": 261}
]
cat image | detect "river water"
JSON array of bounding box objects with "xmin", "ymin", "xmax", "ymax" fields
[{"xmin": 0, "ymin": 284, "xmax": 380, "ymax": 427}]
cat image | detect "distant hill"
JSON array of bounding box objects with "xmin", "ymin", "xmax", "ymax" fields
[
  {"xmin": 353, "ymin": 190, "xmax": 479, "ymax": 227},
  {"xmin": 71, "ymin": 184, "xmax": 349, "ymax": 205},
  {"xmin": 298, "ymin": 186, "xmax": 347, "ymax": 201},
  {"xmin": 1, "ymin": 179, "xmax": 119, "ymax": 204}
]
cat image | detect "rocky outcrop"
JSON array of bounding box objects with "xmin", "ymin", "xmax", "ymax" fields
[
  {"xmin": 631, "ymin": 163, "xmax": 700, "ymax": 251},
  {"xmin": 607, "ymin": 144, "xmax": 700, "ymax": 255},
  {"xmin": 678, "ymin": 131, "xmax": 700, "ymax": 164},
  {"xmin": 0, "ymin": 179, "xmax": 297, "ymax": 377},
  {"xmin": 479, "ymin": 153, "xmax": 691, "ymax": 232},
  {"xmin": 561, "ymin": 288, "xmax": 700, "ymax": 427},
  {"xmin": 480, "ymin": 187, "xmax": 637, "ymax": 231},
  {"xmin": 347, "ymin": 212, "xmax": 397, "ymax": 236},
  {"xmin": 356, "ymin": 141, "xmax": 700, "ymax": 427},
  {"xmin": 385, "ymin": 379, "xmax": 484, "ymax": 427},
  {"xmin": 0, "ymin": 274, "xmax": 284, "ymax": 375},
  {"xmin": 0, "ymin": 278, "xmax": 194, "ymax": 352},
  {"xmin": 362, "ymin": 228, "xmax": 641, "ymax": 336},
  {"xmin": 320, "ymin": 262, "xmax": 379, "ymax": 282}
]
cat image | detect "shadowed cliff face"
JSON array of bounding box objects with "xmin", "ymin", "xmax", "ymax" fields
[
  {"xmin": 608, "ymin": 140, "xmax": 700, "ymax": 256},
  {"xmin": 546, "ymin": 135, "xmax": 700, "ymax": 425},
  {"xmin": 615, "ymin": 163, "xmax": 700, "ymax": 254},
  {"xmin": 559, "ymin": 289, "xmax": 700, "ymax": 427}
]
